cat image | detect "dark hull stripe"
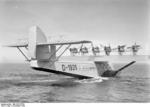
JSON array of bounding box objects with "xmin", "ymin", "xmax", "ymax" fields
[{"xmin": 32, "ymin": 67, "xmax": 92, "ymax": 79}]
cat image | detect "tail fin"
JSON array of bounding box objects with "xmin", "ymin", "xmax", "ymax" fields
[{"xmin": 28, "ymin": 26, "xmax": 50, "ymax": 61}]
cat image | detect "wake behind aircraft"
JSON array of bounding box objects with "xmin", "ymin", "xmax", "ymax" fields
[{"xmin": 5, "ymin": 26, "xmax": 136, "ymax": 79}]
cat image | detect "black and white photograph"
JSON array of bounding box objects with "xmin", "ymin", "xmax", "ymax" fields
[{"xmin": 0, "ymin": 0, "xmax": 149, "ymax": 103}]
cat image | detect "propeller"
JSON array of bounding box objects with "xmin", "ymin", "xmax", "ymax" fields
[
  {"xmin": 69, "ymin": 47, "xmax": 79, "ymax": 54},
  {"xmin": 79, "ymin": 46, "xmax": 89, "ymax": 54},
  {"xmin": 127, "ymin": 43, "xmax": 141, "ymax": 55},
  {"xmin": 69, "ymin": 43, "xmax": 141, "ymax": 56},
  {"xmin": 100, "ymin": 44, "xmax": 112, "ymax": 56},
  {"xmin": 112, "ymin": 45, "xmax": 126, "ymax": 55},
  {"xmin": 92, "ymin": 46, "xmax": 100, "ymax": 53}
]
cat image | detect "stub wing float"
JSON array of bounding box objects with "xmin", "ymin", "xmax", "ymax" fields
[{"xmin": 5, "ymin": 26, "xmax": 136, "ymax": 79}]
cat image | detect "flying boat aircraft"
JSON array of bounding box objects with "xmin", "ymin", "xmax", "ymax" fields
[{"xmin": 5, "ymin": 26, "xmax": 136, "ymax": 79}]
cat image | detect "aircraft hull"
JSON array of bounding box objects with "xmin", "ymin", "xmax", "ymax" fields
[{"xmin": 30, "ymin": 60, "xmax": 102, "ymax": 78}]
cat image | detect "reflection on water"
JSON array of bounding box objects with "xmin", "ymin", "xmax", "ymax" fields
[{"xmin": 0, "ymin": 63, "xmax": 149, "ymax": 102}]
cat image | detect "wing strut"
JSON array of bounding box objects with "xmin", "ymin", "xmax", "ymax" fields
[
  {"xmin": 48, "ymin": 45, "xmax": 63, "ymax": 61},
  {"xmin": 56, "ymin": 44, "xmax": 71, "ymax": 61},
  {"xmin": 17, "ymin": 47, "xmax": 30, "ymax": 61},
  {"xmin": 79, "ymin": 43, "xmax": 84, "ymax": 54},
  {"xmin": 49, "ymin": 44, "xmax": 71, "ymax": 67}
]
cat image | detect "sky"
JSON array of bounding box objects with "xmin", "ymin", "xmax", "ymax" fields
[{"xmin": 0, "ymin": 0, "xmax": 149, "ymax": 63}]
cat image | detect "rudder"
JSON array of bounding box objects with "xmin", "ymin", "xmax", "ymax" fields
[{"xmin": 28, "ymin": 26, "xmax": 50, "ymax": 61}]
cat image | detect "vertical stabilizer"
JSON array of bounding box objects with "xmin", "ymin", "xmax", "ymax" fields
[{"xmin": 28, "ymin": 26, "xmax": 50, "ymax": 61}]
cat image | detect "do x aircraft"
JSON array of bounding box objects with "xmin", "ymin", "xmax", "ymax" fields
[{"xmin": 5, "ymin": 26, "xmax": 136, "ymax": 79}]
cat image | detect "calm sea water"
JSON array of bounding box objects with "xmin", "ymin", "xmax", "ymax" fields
[{"xmin": 0, "ymin": 62, "xmax": 150, "ymax": 102}]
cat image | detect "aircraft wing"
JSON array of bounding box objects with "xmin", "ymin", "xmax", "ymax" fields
[
  {"xmin": 37, "ymin": 40, "xmax": 92, "ymax": 46},
  {"xmin": 3, "ymin": 41, "xmax": 28, "ymax": 47},
  {"xmin": 4, "ymin": 40, "xmax": 91, "ymax": 47}
]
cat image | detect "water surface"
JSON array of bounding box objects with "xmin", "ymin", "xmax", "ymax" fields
[{"xmin": 0, "ymin": 63, "xmax": 149, "ymax": 102}]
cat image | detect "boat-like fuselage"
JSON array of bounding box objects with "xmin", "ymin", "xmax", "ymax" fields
[{"xmin": 5, "ymin": 26, "xmax": 136, "ymax": 79}]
